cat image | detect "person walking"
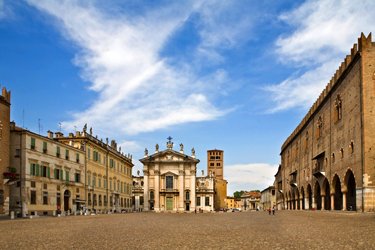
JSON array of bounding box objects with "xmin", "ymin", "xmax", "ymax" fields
[{"xmin": 272, "ymin": 206, "xmax": 275, "ymax": 215}]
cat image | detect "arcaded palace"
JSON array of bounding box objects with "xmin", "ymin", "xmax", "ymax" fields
[{"xmin": 275, "ymin": 33, "xmax": 375, "ymax": 212}]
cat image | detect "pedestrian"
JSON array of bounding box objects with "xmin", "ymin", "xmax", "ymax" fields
[
  {"xmin": 268, "ymin": 208, "xmax": 271, "ymax": 215},
  {"xmin": 272, "ymin": 206, "xmax": 275, "ymax": 215}
]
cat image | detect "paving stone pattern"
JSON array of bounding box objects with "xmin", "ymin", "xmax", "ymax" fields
[{"xmin": 1, "ymin": 211, "xmax": 374, "ymax": 249}]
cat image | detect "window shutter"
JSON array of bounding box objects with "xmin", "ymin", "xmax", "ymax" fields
[
  {"xmin": 54, "ymin": 169, "xmax": 57, "ymax": 179},
  {"xmin": 36, "ymin": 164, "xmax": 40, "ymax": 176},
  {"xmin": 60, "ymin": 170, "xmax": 63, "ymax": 180},
  {"xmin": 47, "ymin": 167, "xmax": 50, "ymax": 178},
  {"xmin": 30, "ymin": 164, "xmax": 33, "ymax": 175}
]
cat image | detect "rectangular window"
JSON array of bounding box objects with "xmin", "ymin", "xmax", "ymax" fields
[
  {"xmin": 98, "ymin": 178, "xmax": 101, "ymax": 188},
  {"xmin": 43, "ymin": 192, "xmax": 48, "ymax": 205},
  {"xmin": 56, "ymin": 146, "xmax": 60, "ymax": 157},
  {"xmin": 217, "ymin": 163, "xmax": 221, "ymax": 166},
  {"xmin": 75, "ymin": 173, "xmax": 81, "ymax": 183},
  {"xmin": 196, "ymin": 196, "xmax": 201, "ymax": 206},
  {"xmin": 104, "ymin": 179, "xmax": 107, "ymax": 189},
  {"xmin": 43, "ymin": 141, "xmax": 47, "ymax": 153},
  {"xmin": 110, "ymin": 159, "xmax": 115, "ymax": 168},
  {"xmin": 30, "ymin": 190, "xmax": 36, "ymax": 204},
  {"xmin": 166, "ymin": 176, "xmax": 173, "ymax": 189},
  {"xmin": 41, "ymin": 166, "xmax": 50, "ymax": 178},
  {"xmin": 186, "ymin": 191, "xmax": 190, "ymax": 201},
  {"xmin": 30, "ymin": 163, "xmax": 36, "ymax": 176},
  {"xmin": 15, "ymin": 148, "xmax": 21, "ymax": 157},
  {"xmin": 110, "ymin": 180, "xmax": 112, "ymax": 190},
  {"xmin": 93, "ymin": 151, "xmax": 98, "ymax": 162},
  {"xmin": 205, "ymin": 197, "xmax": 210, "ymax": 206},
  {"xmin": 65, "ymin": 170, "xmax": 69, "ymax": 182},
  {"xmin": 31, "ymin": 181, "xmax": 36, "ymax": 188},
  {"xmin": 76, "ymin": 153, "xmax": 80, "ymax": 163},
  {"xmin": 87, "ymin": 148, "xmax": 91, "ymax": 160},
  {"xmin": 65, "ymin": 149, "xmax": 69, "ymax": 160},
  {"xmin": 140, "ymin": 196, "xmax": 144, "ymax": 205},
  {"xmin": 210, "ymin": 163, "xmax": 214, "ymax": 166},
  {"xmin": 92, "ymin": 176, "xmax": 96, "ymax": 187},
  {"xmin": 88, "ymin": 174, "xmax": 91, "ymax": 187},
  {"xmin": 30, "ymin": 137, "xmax": 36, "ymax": 150}
]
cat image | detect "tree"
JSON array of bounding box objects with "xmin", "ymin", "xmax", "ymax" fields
[{"xmin": 233, "ymin": 190, "xmax": 245, "ymax": 199}]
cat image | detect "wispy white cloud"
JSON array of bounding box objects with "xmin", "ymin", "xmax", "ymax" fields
[
  {"xmin": 266, "ymin": 0, "xmax": 375, "ymax": 112},
  {"xmin": 226, "ymin": 163, "xmax": 278, "ymax": 195},
  {"xmin": 26, "ymin": 0, "xmax": 229, "ymax": 136},
  {"xmin": 194, "ymin": 1, "xmax": 254, "ymax": 65}
]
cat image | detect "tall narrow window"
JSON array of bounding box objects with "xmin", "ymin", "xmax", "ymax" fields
[
  {"xmin": 166, "ymin": 176, "xmax": 173, "ymax": 189},
  {"xmin": 65, "ymin": 149, "xmax": 69, "ymax": 160},
  {"xmin": 335, "ymin": 95, "xmax": 342, "ymax": 122},
  {"xmin": 186, "ymin": 191, "xmax": 190, "ymax": 201},
  {"xmin": 205, "ymin": 197, "xmax": 210, "ymax": 206},
  {"xmin": 196, "ymin": 196, "xmax": 201, "ymax": 206},
  {"xmin": 65, "ymin": 170, "xmax": 70, "ymax": 183},
  {"xmin": 76, "ymin": 153, "xmax": 80, "ymax": 163},
  {"xmin": 316, "ymin": 116, "xmax": 323, "ymax": 139},
  {"xmin": 43, "ymin": 142, "xmax": 47, "ymax": 153},
  {"xmin": 30, "ymin": 190, "xmax": 36, "ymax": 204},
  {"xmin": 31, "ymin": 137, "xmax": 36, "ymax": 150},
  {"xmin": 56, "ymin": 146, "xmax": 60, "ymax": 157},
  {"xmin": 43, "ymin": 192, "xmax": 48, "ymax": 205}
]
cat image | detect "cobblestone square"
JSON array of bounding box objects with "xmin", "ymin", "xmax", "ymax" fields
[{"xmin": 1, "ymin": 211, "xmax": 374, "ymax": 249}]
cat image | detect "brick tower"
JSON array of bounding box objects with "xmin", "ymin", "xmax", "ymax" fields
[
  {"xmin": 0, "ymin": 87, "xmax": 11, "ymax": 214},
  {"xmin": 207, "ymin": 149, "xmax": 224, "ymax": 179}
]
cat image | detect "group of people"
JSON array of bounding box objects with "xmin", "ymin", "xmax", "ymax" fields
[{"xmin": 268, "ymin": 206, "xmax": 276, "ymax": 215}]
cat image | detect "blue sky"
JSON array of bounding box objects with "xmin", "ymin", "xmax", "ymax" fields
[{"xmin": 1, "ymin": 0, "xmax": 374, "ymax": 195}]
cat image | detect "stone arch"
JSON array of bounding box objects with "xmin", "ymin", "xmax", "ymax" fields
[
  {"xmin": 322, "ymin": 178, "xmax": 331, "ymax": 210},
  {"xmin": 314, "ymin": 181, "xmax": 322, "ymax": 210},
  {"xmin": 344, "ymin": 169, "xmax": 356, "ymax": 211},
  {"xmin": 300, "ymin": 186, "xmax": 305, "ymax": 210},
  {"xmin": 332, "ymin": 174, "xmax": 343, "ymax": 210},
  {"xmin": 307, "ymin": 184, "xmax": 313, "ymax": 209}
]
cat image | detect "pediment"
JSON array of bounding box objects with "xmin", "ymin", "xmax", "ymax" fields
[
  {"xmin": 139, "ymin": 149, "xmax": 199, "ymax": 164},
  {"xmin": 160, "ymin": 171, "xmax": 179, "ymax": 177}
]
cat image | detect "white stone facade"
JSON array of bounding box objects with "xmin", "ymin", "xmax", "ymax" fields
[{"xmin": 140, "ymin": 140, "xmax": 199, "ymax": 212}]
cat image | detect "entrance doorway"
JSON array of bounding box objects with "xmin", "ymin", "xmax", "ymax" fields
[
  {"xmin": 314, "ymin": 182, "xmax": 321, "ymax": 210},
  {"xmin": 307, "ymin": 184, "xmax": 312, "ymax": 209},
  {"xmin": 346, "ymin": 170, "xmax": 356, "ymax": 211},
  {"xmin": 333, "ymin": 175, "xmax": 343, "ymax": 210},
  {"xmin": 64, "ymin": 190, "xmax": 71, "ymax": 211},
  {"xmin": 185, "ymin": 203, "xmax": 190, "ymax": 211},
  {"xmin": 166, "ymin": 197, "xmax": 173, "ymax": 211}
]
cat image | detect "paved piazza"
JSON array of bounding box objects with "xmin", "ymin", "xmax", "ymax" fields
[{"xmin": 1, "ymin": 211, "xmax": 374, "ymax": 249}]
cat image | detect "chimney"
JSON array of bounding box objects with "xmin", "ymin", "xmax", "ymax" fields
[
  {"xmin": 55, "ymin": 132, "xmax": 64, "ymax": 138},
  {"xmin": 47, "ymin": 130, "xmax": 53, "ymax": 139}
]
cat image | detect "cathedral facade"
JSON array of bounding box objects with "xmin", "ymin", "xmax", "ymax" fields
[{"xmin": 140, "ymin": 138, "xmax": 199, "ymax": 212}]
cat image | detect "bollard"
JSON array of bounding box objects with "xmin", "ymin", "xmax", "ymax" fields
[{"xmin": 10, "ymin": 211, "xmax": 15, "ymax": 220}]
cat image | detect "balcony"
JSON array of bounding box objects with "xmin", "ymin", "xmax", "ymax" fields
[
  {"xmin": 289, "ymin": 171, "xmax": 297, "ymax": 187},
  {"xmin": 312, "ymin": 152, "xmax": 325, "ymax": 178}
]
